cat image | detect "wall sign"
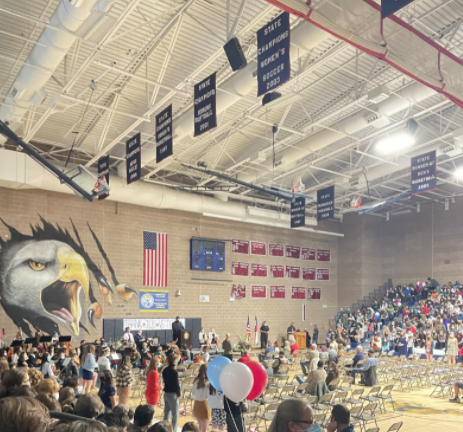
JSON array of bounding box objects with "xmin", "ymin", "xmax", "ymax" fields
[
  {"xmin": 231, "ymin": 284, "xmax": 246, "ymax": 299},
  {"xmin": 291, "ymin": 287, "xmax": 305, "ymax": 300},
  {"xmin": 302, "ymin": 268, "xmax": 316, "ymax": 281},
  {"xmin": 270, "ymin": 264, "xmax": 284, "ymax": 278},
  {"xmin": 286, "ymin": 245, "xmax": 301, "ymax": 259},
  {"xmin": 232, "ymin": 239, "xmax": 249, "ymax": 254},
  {"xmin": 286, "ymin": 266, "xmax": 300, "ymax": 279},
  {"xmin": 257, "ymin": 11, "xmax": 290, "ymax": 96},
  {"xmin": 231, "ymin": 262, "xmax": 249, "ymax": 276},
  {"xmin": 126, "ymin": 132, "xmax": 141, "ymax": 184},
  {"xmin": 251, "ymin": 241, "xmax": 267, "ymax": 256},
  {"xmin": 251, "ymin": 263, "xmax": 268, "ymax": 277},
  {"xmin": 251, "ymin": 285, "xmax": 267, "ymax": 299},
  {"xmin": 155, "ymin": 104, "xmax": 173, "ymax": 163},
  {"xmin": 317, "ymin": 185, "xmax": 335, "ymax": 221},
  {"xmin": 302, "ymin": 248, "xmax": 315, "ymax": 261},
  {"xmin": 123, "ymin": 318, "xmax": 185, "ymax": 330},
  {"xmin": 269, "ymin": 243, "xmax": 284, "ymax": 257},
  {"xmin": 270, "ymin": 286, "xmax": 285, "ymax": 299},
  {"xmin": 97, "ymin": 155, "xmax": 110, "ymax": 200},
  {"xmin": 194, "ymin": 72, "xmax": 217, "ymax": 136},
  {"xmin": 317, "ymin": 249, "xmax": 331, "ymax": 262},
  {"xmin": 139, "ymin": 289, "xmax": 168, "ymax": 312},
  {"xmin": 307, "ymin": 288, "xmax": 321, "ymax": 300},
  {"xmin": 411, "ymin": 150, "xmax": 436, "ymax": 195},
  {"xmin": 316, "ymin": 268, "xmax": 330, "ymax": 281},
  {"xmin": 381, "ymin": 0, "xmax": 416, "ymax": 18},
  {"xmin": 291, "ymin": 197, "xmax": 305, "ymax": 228}
]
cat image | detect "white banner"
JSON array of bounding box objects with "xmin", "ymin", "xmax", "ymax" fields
[{"xmin": 123, "ymin": 318, "xmax": 185, "ymax": 330}]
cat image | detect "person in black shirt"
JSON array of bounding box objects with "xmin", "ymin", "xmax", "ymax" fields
[
  {"xmin": 27, "ymin": 349, "xmax": 38, "ymax": 368},
  {"xmin": 172, "ymin": 317, "xmax": 185, "ymax": 347},
  {"xmin": 287, "ymin": 322, "xmax": 296, "ymax": 339},
  {"xmin": 224, "ymin": 396, "xmax": 245, "ymax": 432},
  {"xmin": 304, "ymin": 329, "xmax": 311, "ymax": 347},
  {"xmin": 162, "ymin": 353, "xmax": 180, "ymax": 432},
  {"xmin": 260, "ymin": 321, "xmax": 269, "ymax": 349}
]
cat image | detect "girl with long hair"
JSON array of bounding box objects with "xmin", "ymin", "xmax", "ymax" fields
[
  {"xmin": 98, "ymin": 369, "xmax": 116, "ymax": 409},
  {"xmin": 208, "ymin": 384, "xmax": 226, "ymax": 431},
  {"xmin": 192, "ymin": 364, "xmax": 211, "ymax": 432},
  {"xmin": 447, "ymin": 332, "xmax": 458, "ymax": 365},
  {"xmin": 82, "ymin": 344, "xmax": 97, "ymax": 394},
  {"xmin": 116, "ymin": 351, "xmax": 133, "ymax": 405},
  {"xmin": 145, "ymin": 357, "xmax": 162, "ymax": 407}
]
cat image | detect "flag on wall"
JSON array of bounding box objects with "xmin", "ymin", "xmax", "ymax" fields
[
  {"xmin": 246, "ymin": 315, "xmax": 251, "ymax": 342},
  {"xmin": 143, "ymin": 231, "xmax": 168, "ymax": 287},
  {"xmin": 254, "ymin": 316, "xmax": 258, "ymax": 346}
]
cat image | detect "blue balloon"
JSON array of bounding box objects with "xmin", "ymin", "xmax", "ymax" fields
[{"xmin": 207, "ymin": 356, "xmax": 231, "ymax": 392}]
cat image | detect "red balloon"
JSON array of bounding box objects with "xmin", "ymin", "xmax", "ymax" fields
[{"xmin": 245, "ymin": 361, "xmax": 269, "ymax": 401}]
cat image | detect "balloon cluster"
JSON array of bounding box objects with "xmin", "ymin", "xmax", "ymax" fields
[{"xmin": 207, "ymin": 356, "xmax": 268, "ymax": 403}]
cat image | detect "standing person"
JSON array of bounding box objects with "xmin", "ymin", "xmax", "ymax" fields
[
  {"xmin": 208, "ymin": 384, "xmax": 226, "ymax": 431},
  {"xmin": 447, "ymin": 332, "xmax": 458, "ymax": 365},
  {"xmin": 163, "ymin": 353, "xmax": 181, "ymax": 432},
  {"xmin": 260, "ymin": 321, "xmax": 270, "ymax": 349},
  {"xmin": 134, "ymin": 330, "xmax": 144, "ymax": 351},
  {"xmin": 313, "ymin": 325, "xmax": 319, "ymax": 346},
  {"xmin": 96, "ymin": 347, "xmax": 111, "ymax": 388},
  {"xmin": 116, "ymin": 351, "xmax": 133, "ymax": 405},
  {"xmin": 224, "ymin": 396, "xmax": 245, "ymax": 432},
  {"xmin": 98, "ymin": 370, "xmax": 116, "ymax": 409},
  {"xmin": 145, "ymin": 357, "xmax": 162, "ymax": 408},
  {"xmin": 122, "ymin": 327, "xmax": 135, "ymax": 346},
  {"xmin": 82, "ymin": 344, "xmax": 97, "ymax": 394},
  {"xmin": 172, "ymin": 317, "xmax": 185, "ymax": 347},
  {"xmin": 427, "ymin": 277, "xmax": 441, "ymax": 293},
  {"xmin": 304, "ymin": 329, "xmax": 312, "ymax": 348},
  {"xmin": 222, "ymin": 334, "xmax": 233, "ymax": 361},
  {"xmin": 425, "ymin": 335, "xmax": 434, "ymax": 361},
  {"xmin": 192, "ymin": 365, "xmax": 211, "ymax": 432},
  {"xmin": 287, "ymin": 322, "xmax": 296, "ymax": 339},
  {"xmin": 326, "ymin": 404, "xmax": 355, "ymax": 432}
]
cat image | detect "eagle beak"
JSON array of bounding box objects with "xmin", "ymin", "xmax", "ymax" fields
[{"xmin": 57, "ymin": 247, "xmax": 90, "ymax": 335}]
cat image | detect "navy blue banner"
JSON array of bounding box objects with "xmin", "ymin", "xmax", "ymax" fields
[
  {"xmin": 194, "ymin": 72, "xmax": 217, "ymax": 136},
  {"xmin": 317, "ymin": 186, "xmax": 335, "ymax": 221},
  {"xmin": 291, "ymin": 197, "xmax": 305, "ymax": 228},
  {"xmin": 156, "ymin": 104, "xmax": 173, "ymax": 164},
  {"xmin": 411, "ymin": 150, "xmax": 436, "ymax": 195},
  {"xmin": 257, "ymin": 12, "xmax": 290, "ymax": 97},
  {"xmin": 381, "ymin": 0, "xmax": 416, "ymax": 18},
  {"xmin": 97, "ymin": 155, "xmax": 110, "ymax": 200},
  {"xmin": 126, "ymin": 132, "xmax": 141, "ymax": 184}
]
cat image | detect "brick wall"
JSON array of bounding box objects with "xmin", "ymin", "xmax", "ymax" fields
[{"xmin": 0, "ymin": 187, "xmax": 339, "ymax": 345}]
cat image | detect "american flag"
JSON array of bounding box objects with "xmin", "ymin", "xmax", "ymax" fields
[
  {"xmin": 143, "ymin": 231, "xmax": 168, "ymax": 287},
  {"xmin": 254, "ymin": 316, "xmax": 258, "ymax": 346},
  {"xmin": 246, "ymin": 315, "xmax": 251, "ymax": 342}
]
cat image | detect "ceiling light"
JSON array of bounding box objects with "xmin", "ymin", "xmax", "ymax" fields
[
  {"xmin": 376, "ymin": 132, "xmax": 415, "ymax": 155},
  {"xmin": 454, "ymin": 167, "xmax": 463, "ymax": 180}
]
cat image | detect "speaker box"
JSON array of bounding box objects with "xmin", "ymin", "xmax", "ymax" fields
[{"xmin": 223, "ymin": 37, "xmax": 247, "ymax": 71}]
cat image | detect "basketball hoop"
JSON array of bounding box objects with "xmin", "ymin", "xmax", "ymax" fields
[
  {"xmin": 351, "ymin": 195, "xmax": 362, "ymax": 209},
  {"xmin": 291, "ymin": 175, "xmax": 305, "ymax": 193}
]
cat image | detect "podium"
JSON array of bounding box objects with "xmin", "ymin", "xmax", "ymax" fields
[
  {"xmin": 294, "ymin": 332, "xmax": 307, "ymax": 349},
  {"xmin": 178, "ymin": 330, "xmax": 192, "ymax": 348}
]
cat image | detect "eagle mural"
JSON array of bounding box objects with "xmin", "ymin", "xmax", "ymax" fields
[{"xmin": 0, "ymin": 216, "xmax": 137, "ymax": 337}]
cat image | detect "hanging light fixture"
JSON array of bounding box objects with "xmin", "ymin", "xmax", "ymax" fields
[{"xmin": 376, "ymin": 119, "xmax": 419, "ymax": 155}]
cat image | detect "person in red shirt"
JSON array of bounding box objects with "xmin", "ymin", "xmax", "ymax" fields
[
  {"xmin": 423, "ymin": 305, "xmax": 429, "ymax": 315},
  {"xmin": 145, "ymin": 357, "xmax": 162, "ymax": 407},
  {"xmin": 290, "ymin": 338, "xmax": 299, "ymax": 356},
  {"xmin": 237, "ymin": 351, "xmax": 251, "ymax": 363}
]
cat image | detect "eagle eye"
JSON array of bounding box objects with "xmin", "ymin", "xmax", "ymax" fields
[{"xmin": 28, "ymin": 260, "xmax": 46, "ymax": 271}]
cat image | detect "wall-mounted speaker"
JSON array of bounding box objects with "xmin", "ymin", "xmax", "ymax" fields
[{"xmin": 223, "ymin": 37, "xmax": 247, "ymax": 71}]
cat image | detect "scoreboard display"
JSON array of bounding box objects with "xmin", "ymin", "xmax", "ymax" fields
[{"xmin": 190, "ymin": 238, "xmax": 225, "ymax": 272}]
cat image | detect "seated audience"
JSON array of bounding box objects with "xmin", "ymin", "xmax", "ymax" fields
[
  {"xmin": 351, "ymin": 349, "xmax": 378, "ymax": 385},
  {"xmin": 74, "ymin": 393, "xmax": 105, "ymax": 419},
  {"xmin": 326, "ymin": 362, "xmax": 340, "ymax": 391},
  {"xmin": 131, "ymin": 404, "xmax": 155, "ymax": 432},
  {"xmin": 267, "ymin": 399, "xmax": 314, "ymax": 432},
  {"xmin": 295, "ymin": 360, "xmax": 327, "ymax": 395},
  {"xmin": 326, "ymin": 404, "xmax": 353, "ymax": 432},
  {"xmin": 237, "ymin": 351, "xmax": 250, "ymax": 363},
  {"xmin": 0, "ymin": 396, "xmax": 50, "ymax": 432}
]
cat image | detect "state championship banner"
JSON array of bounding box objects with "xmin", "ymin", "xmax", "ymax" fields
[
  {"xmin": 232, "ymin": 239, "xmax": 249, "ymax": 254},
  {"xmin": 286, "ymin": 266, "xmax": 301, "ymax": 279},
  {"xmin": 194, "ymin": 72, "xmax": 217, "ymax": 136},
  {"xmin": 270, "ymin": 286, "xmax": 285, "ymax": 299},
  {"xmin": 232, "ymin": 284, "xmax": 246, "ymax": 299},
  {"xmin": 317, "ymin": 185, "xmax": 335, "ymax": 221},
  {"xmin": 269, "ymin": 243, "xmax": 284, "ymax": 257},
  {"xmin": 286, "ymin": 245, "xmax": 301, "ymax": 259},
  {"xmin": 302, "ymin": 248, "xmax": 316, "ymax": 261},
  {"xmin": 231, "ymin": 262, "xmax": 249, "ymax": 276},
  {"xmin": 251, "ymin": 241, "xmax": 267, "ymax": 256},
  {"xmin": 251, "ymin": 263, "xmax": 268, "ymax": 277},
  {"xmin": 382, "ymin": 0, "xmax": 416, "ymax": 18},
  {"xmin": 270, "ymin": 264, "xmax": 284, "ymax": 278},
  {"xmin": 123, "ymin": 318, "xmax": 185, "ymax": 330},
  {"xmin": 291, "ymin": 197, "xmax": 305, "ymax": 228},
  {"xmin": 126, "ymin": 132, "xmax": 141, "ymax": 184},
  {"xmin": 155, "ymin": 104, "xmax": 173, "ymax": 163},
  {"xmin": 317, "ymin": 249, "xmax": 331, "ymax": 262},
  {"xmin": 302, "ymin": 268, "xmax": 316, "ymax": 281},
  {"xmin": 97, "ymin": 155, "xmax": 110, "ymax": 200},
  {"xmin": 316, "ymin": 268, "xmax": 330, "ymax": 281},
  {"xmin": 411, "ymin": 150, "xmax": 436, "ymax": 195},
  {"xmin": 257, "ymin": 12, "xmax": 290, "ymax": 96},
  {"xmin": 139, "ymin": 289, "xmax": 168, "ymax": 312},
  {"xmin": 251, "ymin": 285, "xmax": 267, "ymax": 299},
  {"xmin": 307, "ymin": 288, "xmax": 321, "ymax": 300},
  {"xmin": 291, "ymin": 287, "xmax": 305, "ymax": 300}
]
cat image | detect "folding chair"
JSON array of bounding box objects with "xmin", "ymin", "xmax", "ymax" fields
[
  {"xmin": 360, "ymin": 386, "xmax": 381, "ymax": 405},
  {"xmin": 356, "ymin": 402, "xmax": 378, "ymax": 430},
  {"xmin": 386, "ymin": 421, "xmax": 404, "ymax": 432},
  {"xmin": 307, "ymin": 395, "xmax": 318, "ymax": 406},
  {"xmin": 376, "ymin": 383, "xmax": 395, "ymax": 411},
  {"xmin": 365, "ymin": 428, "xmax": 380, "ymax": 432},
  {"xmin": 349, "ymin": 405, "xmax": 364, "ymax": 431},
  {"xmin": 430, "ymin": 373, "xmax": 453, "ymax": 398},
  {"xmin": 279, "ymin": 384, "xmax": 298, "ymax": 401},
  {"xmin": 327, "ymin": 378, "xmax": 340, "ymax": 391},
  {"xmin": 344, "ymin": 388, "xmax": 364, "ymax": 407},
  {"xmin": 293, "ymin": 384, "xmax": 308, "ymax": 399},
  {"xmin": 338, "ymin": 376, "xmax": 353, "ymax": 393},
  {"xmin": 313, "ymin": 393, "xmax": 333, "ymax": 413},
  {"xmin": 242, "ymin": 403, "xmax": 260, "ymax": 431},
  {"xmin": 331, "ymin": 391, "xmax": 348, "ymax": 406},
  {"xmin": 256, "ymin": 402, "xmax": 280, "ymax": 430},
  {"xmin": 313, "ymin": 413, "xmax": 326, "ymax": 429},
  {"xmin": 261, "ymin": 387, "xmax": 280, "ymax": 405}
]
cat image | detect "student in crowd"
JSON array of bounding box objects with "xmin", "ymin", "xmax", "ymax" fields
[
  {"xmin": 326, "ymin": 362, "xmax": 340, "ymax": 391},
  {"xmin": 162, "ymin": 353, "xmax": 181, "ymax": 432},
  {"xmin": 237, "ymin": 351, "xmax": 251, "ymax": 363},
  {"xmin": 208, "ymin": 383, "xmax": 226, "ymax": 431},
  {"xmin": 145, "ymin": 357, "xmax": 162, "ymax": 408},
  {"xmin": 326, "ymin": 404, "xmax": 355, "ymax": 432},
  {"xmin": 98, "ymin": 369, "xmax": 116, "ymax": 409},
  {"xmin": 132, "ymin": 404, "xmax": 155, "ymax": 432},
  {"xmin": 0, "ymin": 396, "xmax": 50, "ymax": 432},
  {"xmin": 83, "ymin": 344, "xmax": 98, "ymax": 393},
  {"xmin": 116, "ymin": 351, "xmax": 133, "ymax": 406},
  {"xmin": 192, "ymin": 364, "xmax": 211, "ymax": 432},
  {"xmin": 40, "ymin": 352, "xmax": 55, "ymax": 379}
]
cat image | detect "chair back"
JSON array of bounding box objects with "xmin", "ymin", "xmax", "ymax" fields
[{"xmin": 387, "ymin": 421, "xmax": 404, "ymax": 432}]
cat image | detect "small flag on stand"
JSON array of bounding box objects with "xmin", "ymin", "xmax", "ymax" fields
[{"xmin": 246, "ymin": 315, "xmax": 251, "ymax": 342}]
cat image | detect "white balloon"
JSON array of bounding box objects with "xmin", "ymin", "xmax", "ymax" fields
[{"xmin": 219, "ymin": 362, "xmax": 254, "ymax": 403}]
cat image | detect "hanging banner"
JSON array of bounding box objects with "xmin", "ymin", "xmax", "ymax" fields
[
  {"xmin": 307, "ymin": 288, "xmax": 321, "ymax": 300},
  {"xmin": 269, "ymin": 243, "xmax": 284, "ymax": 257},
  {"xmin": 126, "ymin": 132, "xmax": 141, "ymax": 184},
  {"xmin": 194, "ymin": 72, "xmax": 217, "ymax": 136},
  {"xmin": 251, "ymin": 241, "xmax": 267, "ymax": 256},
  {"xmin": 270, "ymin": 286, "xmax": 285, "ymax": 299},
  {"xmin": 231, "ymin": 284, "xmax": 246, "ymax": 299},
  {"xmin": 317, "ymin": 185, "xmax": 335, "ymax": 221},
  {"xmin": 291, "ymin": 197, "xmax": 306, "ymax": 228},
  {"xmin": 381, "ymin": 0, "xmax": 416, "ymax": 18},
  {"xmin": 286, "ymin": 245, "xmax": 301, "ymax": 259},
  {"xmin": 270, "ymin": 264, "xmax": 284, "ymax": 278},
  {"xmin": 291, "ymin": 287, "xmax": 306, "ymax": 300},
  {"xmin": 257, "ymin": 12, "xmax": 290, "ymax": 96},
  {"xmin": 251, "ymin": 285, "xmax": 267, "ymax": 299},
  {"xmin": 123, "ymin": 318, "xmax": 185, "ymax": 330},
  {"xmin": 251, "ymin": 263, "xmax": 268, "ymax": 277},
  {"xmin": 411, "ymin": 150, "xmax": 437, "ymax": 195},
  {"xmin": 232, "ymin": 239, "xmax": 249, "ymax": 254},
  {"xmin": 139, "ymin": 289, "xmax": 168, "ymax": 312},
  {"xmin": 155, "ymin": 104, "xmax": 173, "ymax": 163},
  {"xmin": 316, "ymin": 269, "xmax": 330, "ymax": 281},
  {"xmin": 302, "ymin": 248, "xmax": 316, "ymax": 261},
  {"xmin": 302, "ymin": 268, "xmax": 316, "ymax": 281},
  {"xmin": 286, "ymin": 266, "xmax": 300, "ymax": 279},
  {"xmin": 317, "ymin": 249, "xmax": 331, "ymax": 262},
  {"xmin": 231, "ymin": 262, "xmax": 249, "ymax": 276},
  {"xmin": 97, "ymin": 155, "xmax": 110, "ymax": 200}
]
